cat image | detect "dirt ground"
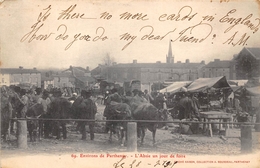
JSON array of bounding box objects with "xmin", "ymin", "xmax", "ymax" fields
[{"xmin": 1, "ymin": 104, "xmax": 260, "ymax": 158}]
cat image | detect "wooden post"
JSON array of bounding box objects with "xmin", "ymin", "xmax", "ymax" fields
[
  {"xmin": 240, "ymin": 125, "xmax": 252, "ymax": 153},
  {"xmin": 127, "ymin": 122, "xmax": 137, "ymax": 152},
  {"xmin": 17, "ymin": 120, "xmax": 27, "ymax": 149},
  {"xmin": 255, "ymin": 108, "xmax": 260, "ymax": 132}
]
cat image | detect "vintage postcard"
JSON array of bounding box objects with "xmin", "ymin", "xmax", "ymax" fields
[{"xmin": 0, "ymin": 0, "xmax": 260, "ymax": 168}]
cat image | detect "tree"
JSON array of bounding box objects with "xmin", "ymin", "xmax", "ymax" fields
[{"xmin": 102, "ymin": 53, "xmax": 115, "ymax": 66}]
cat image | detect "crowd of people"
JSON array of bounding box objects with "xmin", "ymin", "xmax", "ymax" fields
[{"xmin": 1, "ymin": 85, "xmax": 98, "ymax": 141}]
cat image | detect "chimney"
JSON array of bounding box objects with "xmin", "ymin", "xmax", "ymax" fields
[
  {"xmin": 214, "ymin": 59, "xmax": 220, "ymax": 62},
  {"xmin": 201, "ymin": 60, "xmax": 205, "ymax": 64},
  {"xmin": 33, "ymin": 67, "xmax": 37, "ymax": 70},
  {"xmin": 156, "ymin": 61, "xmax": 161, "ymax": 63},
  {"xmin": 86, "ymin": 66, "xmax": 90, "ymax": 72},
  {"xmin": 19, "ymin": 66, "xmax": 23, "ymax": 69},
  {"xmin": 133, "ymin": 60, "xmax": 137, "ymax": 64},
  {"xmin": 185, "ymin": 59, "xmax": 190, "ymax": 63},
  {"xmin": 177, "ymin": 61, "xmax": 181, "ymax": 63}
]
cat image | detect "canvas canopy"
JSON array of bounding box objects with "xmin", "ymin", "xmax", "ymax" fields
[
  {"xmin": 187, "ymin": 76, "xmax": 230, "ymax": 92},
  {"xmin": 246, "ymin": 86, "xmax": 260, "ymax": 96},
  {"xmin": 159, "ymin": 81, "xmax": 191, "ymax": 94}
]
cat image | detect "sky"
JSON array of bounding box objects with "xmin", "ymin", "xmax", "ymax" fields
[{"xmin": 0, "ymin": 0, "xmax": 260, "ymax": 70}]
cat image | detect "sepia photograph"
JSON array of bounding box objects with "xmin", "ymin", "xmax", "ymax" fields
[{"xmin": 0, "ymin": 0, "xmax": 260, "ymax": 167}]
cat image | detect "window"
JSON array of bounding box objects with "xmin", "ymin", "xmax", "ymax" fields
[{"xmin": 1, "ymin": 78, "xmax": 4, "ymax": 83}]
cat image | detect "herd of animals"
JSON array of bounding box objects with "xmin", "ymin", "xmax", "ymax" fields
[{"xmin": 1, "ymin": 86, "xmax": 200, "ymax": 147}]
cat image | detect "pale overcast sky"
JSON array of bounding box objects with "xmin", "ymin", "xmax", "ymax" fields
[{"xmin": 0, "ymin": 0, "xmax": 259, "ymax": 70}]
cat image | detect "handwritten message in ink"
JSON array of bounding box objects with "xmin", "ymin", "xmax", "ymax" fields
[{"xmin": 20, "ymin": 3, "xmax": 260, "ymax": 51}]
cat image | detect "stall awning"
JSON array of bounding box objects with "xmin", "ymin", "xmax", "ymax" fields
[
  {"xmin": 159, "ymin": 81, "xmax": 191, "ymax": 94},
  {"xmin": 187, "ymin": 76, "xmax": 230, "ymax": 92},
  {"xmin": 246, "ymin": 86, "xmax": 260, "ymax": 96}
]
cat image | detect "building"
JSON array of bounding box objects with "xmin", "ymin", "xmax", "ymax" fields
[
  {"xmin": 200, "ymin": 59, "xmax": 235, "ymax": 80},
  {"xmin": 106, "ymin": 60, "xmax": 205, "ymax": 84},
  {"xmin": 166, "ymin": 40, "xmax": 174, "ymax": 63},
  {"xmin": 92, "ymin": 41, "xmax": 205, "ymax": 85},
  {"xmin": 0, "ymin": 67, "xmax": 41, "ymax": 87},
  {"xmin": 53, "ymin": 66, "xmax": 95, "ymax": 89},
  {"xmin": 234, "ymin": 47, "xmax": 260, "ymax": 80}
]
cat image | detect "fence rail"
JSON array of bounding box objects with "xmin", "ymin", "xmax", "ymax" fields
[{"xmin": 10, "ymin": 118, "xmax": 260, "ymax": 125}]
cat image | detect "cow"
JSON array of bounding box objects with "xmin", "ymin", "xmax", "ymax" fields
[
  {"xmin": 105, "ymin": 102, "xmax": 132, "ymax": 146},
  {"xmin": 169, "ymin": 93, "xmax": 200, "ymax": 121},
  {"xmin": 123, "ymin": 95, "xmax": 168, "ymax": 146},
  {"xmin": 1, "ymin": 86, "xmax": 13, "ymax": 141},
  {"xmin": 132, "ymin": 103, "xmax": 168, "ymax": 146}
]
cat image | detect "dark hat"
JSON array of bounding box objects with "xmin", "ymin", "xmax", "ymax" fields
[
  {"xmin": 81, "ymin": 90, "xmax": 91, "ymax": 97},
  {"xmin": 132, "ymin": 89, "xmax": 139, "ymax": 93},
  {"xmin": 20, "ymin": 89, "xmax": 27, "ymax": 95},
  {"xmin": 13, "ymin": 86, "xmax": 21, "ymax": 93},
  {"xmin": 35, "ymin": 87, "xmax": 42, "ymax": 95},
  {"xmin": 111, "ymin": 88, "xmax": 118, "ymax": 93}
]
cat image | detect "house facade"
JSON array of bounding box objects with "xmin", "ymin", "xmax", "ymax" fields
[
  {"xmin": 104, "ymin": 59, "xmax": 205, "ymax": 84},
  {"xmin": 0, "ymin": 67, "xmax": 41, "ymax": 87},
  {"xmin": 200, "ymin": 59, "xmax": 235, "ymax": 80},
  {"xmin": 234, "ymin": 47, "xmax": 260, "ymax": 80},
  {"xmin": 53, "ymin": 66, "xmax": 95, "ymax": 89}
]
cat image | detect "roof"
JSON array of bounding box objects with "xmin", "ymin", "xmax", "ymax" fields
[
  {"xmin": 246, "ymin": 47, "xmax": 260, "ymax": 60},
  {"xmin": 159, "ymin": 81, "xmax": 192, "ymax": 94},
  {"xmin": 76, "ymin": 76, "xmax": 95, "ymax": 83},
  {"xmin": 187, "ymin": 76, "xmax": 230, "ymax": 92},
  {"xmin": 204, "ymin": 60, "xmax": 231, "ymax": 68},
  {"xmin": 0, "ymin": 68, "xmax": 40, "ymax": 74},
  {"xmin": 112, "ymin": 62, "xmax": 204, "ymax": 69},
  {"xmin": 63, "ymin": 66, "xmax": 88, "ymax": 76},
  {"xmin": 235, "ymin": 47, "xmax": 260, "ymax": 60}
]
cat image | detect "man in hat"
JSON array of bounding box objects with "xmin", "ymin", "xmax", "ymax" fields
[
  {"xmin": 77, "ymin": 90, "xmax": 97, "ymax": 140},
  {"xmin": 103, "ymin": 88, "xmax": 122, "ymax": 133},
  {"xmin": 68, "ymin": 93, "xmax": 78, "ymax": 104},
  {"xmin": 14, "ymin": 88, "xmax": 29, "ymax": 118},
  {"xmin": 132, "ymin": 89, "xmax": 139, "ymax": 97}
]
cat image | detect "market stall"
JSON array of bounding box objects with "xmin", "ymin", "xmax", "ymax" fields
[{"xmin": 186, "ymin": 76, "xmax": 232, "ymax": 136}]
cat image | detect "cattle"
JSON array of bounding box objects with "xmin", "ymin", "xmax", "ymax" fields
[
  {"xmin": 169, "ymin": 94, "xmax": 200, "ymax": 121},
  {"xmin": 105, "ymin": 102, "xmax": 132, "ymax": 146},
  {"xmin": 1, "ymin": 87, "xmax": 13, "ymax": 141},
  {"xmin": 132, "ymin": 103, "xmax": 167, "ymax": 146},
  {"xmin": 123, "ymin": 95, "xmax": 168, "ymax": 146},
  {"xmin": 48, "ymin": 96, "xmax": 72, "ymax": 140}
]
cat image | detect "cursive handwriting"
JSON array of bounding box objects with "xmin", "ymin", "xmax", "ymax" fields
[
  {"xmin": 119, "ymin": 12, "xmax": 149, "ymax": 21},
  {"xmin": 219, "ymin": 9, "xmax": 260, "ymax": 33},
  {"xmin": 172, "ymin": 21, "xmax": 212, "ymax": 43},
  {"xmin": 65, "ymin": 26, "xmax": 108, "ymax": 50},
  {"xmin": 58, "ymin": 4, "xmax": 97, "ymax": 20},
  {"xmin": 112, "ymin": 158, "xmax": 178, "ymax": 168},
  {"xmin": 19, "ymin": 4, "xmax": 259, "ymax": 51},
  {"xmin": 159, "ymin": 5, "xmax": 197, "ymax": 22},
  {"xmin": 20, "ymin": 5, "xmax": 54, "ymax": 43}
]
